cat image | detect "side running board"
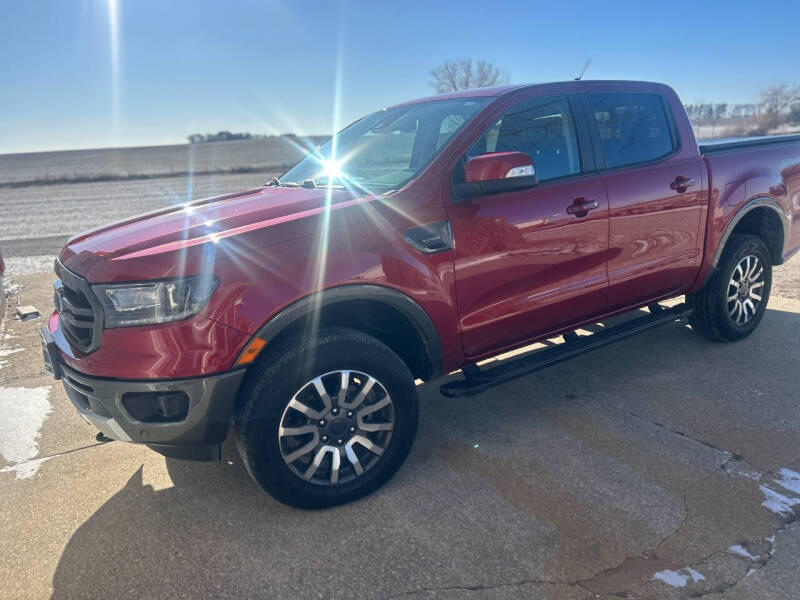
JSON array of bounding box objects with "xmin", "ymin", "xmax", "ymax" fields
[{"xmin": 440, "ymin": 303, "xmax": 691, "ymax": 398}]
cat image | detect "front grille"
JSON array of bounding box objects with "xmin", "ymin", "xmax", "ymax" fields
[{"xmin": 55, "ymin": 260, "xmax": 102, "ymax": 354}]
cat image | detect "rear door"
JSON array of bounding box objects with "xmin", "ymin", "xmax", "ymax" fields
[
  {"xmin": 583, "ymin": 91, "xmax": 707, "ymax": 310},
  {"xmin": 446, "ymin": 93, "xmax": 610, "ymax": 358}
]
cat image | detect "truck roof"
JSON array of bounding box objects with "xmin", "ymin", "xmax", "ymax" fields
[{"xmin": 390, "ymin": 80, "xmax": 671, "ymax": 108}]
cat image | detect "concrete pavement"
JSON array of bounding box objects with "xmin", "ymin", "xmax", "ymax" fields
[{"xmin": 1, "ymin": 257, "xmax": 799, "ymax": 599}]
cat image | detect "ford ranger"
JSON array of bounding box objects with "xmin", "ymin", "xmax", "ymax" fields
[{"xmin": 41, "ymin": 81, "xmax": 800, "ymax": 508}]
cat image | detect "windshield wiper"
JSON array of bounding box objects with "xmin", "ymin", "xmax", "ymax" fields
[
  {"xmin": 302, "ymin": 178, "xmax": 344, "ymax": 190},
  {"xmin": 267, "ymin": 177, "xmax": 300, "ymax": 188}
]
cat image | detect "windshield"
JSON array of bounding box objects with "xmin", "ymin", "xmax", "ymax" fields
[{"xmin": 278, "ymin": 98, "xmax": 489, "ymax": 192}]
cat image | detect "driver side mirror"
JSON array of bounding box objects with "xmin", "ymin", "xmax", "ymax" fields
[{"xmin": 453, "ymin": 151, "xmax": 538, "ymax": 201}]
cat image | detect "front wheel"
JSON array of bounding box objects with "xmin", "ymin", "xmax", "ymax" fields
[
  {"xmin": 234, "ymin": 327, "xmax": 419, "ymax": 509},
  {"xmin": 687, "ymin": 234, "xmax": 772, "ymax": 342}
]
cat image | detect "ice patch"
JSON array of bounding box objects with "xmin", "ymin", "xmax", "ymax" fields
[
  {"xmin": 760, "ymin": 484, "xmax": 800, "ymax": 517},
  {"xmin": 729, "ymin": 544, "xmax": 759, "ymax": 561},
  {"xmin": 0, "ymin": 456, "xmax": 52, "ymax": 479},
  {"xmin": 728, "ymin": 466, "xmax": 762, "ymax": 480},
  {"xmin": 684, "ymin": 567, "xmax": 705, "ymax": 582},
  {"xmin": 653, "ymin": 570, "xmax": 688, "ymax": 587},
  {"xmin": 5, "ymin": 255, "xmax": 56, "ymax": 278},
  {"xmin": 4, "ymin": 281, "xmax": 22, "ymax": 297},
  {"xmin": 0, "ymin": 386, "xmax": 52, "ymax": 478},
  {"xmin": 653, "ymin": 567, "xmax": 705, "ymax": 587},
  {"xmin": 774, "ymin": 468, "xmax": 800, "ymax": 495},
  {"xmin": 0, "ymin": 346, "xmax": 23, "ymax": 369}
]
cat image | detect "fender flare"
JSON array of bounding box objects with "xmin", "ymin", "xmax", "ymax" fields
[
  {"xmin": 710, "ymin": 196, "xmax": 789, "ymax": 269},
  {"xmin": 240, "ymin": 284, "xmax": 443, "ymax": 379}
]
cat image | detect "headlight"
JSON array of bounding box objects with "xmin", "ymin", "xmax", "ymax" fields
[{"xmin": 93, "ymin": 275, "xmax": 218, "ymax": 328}]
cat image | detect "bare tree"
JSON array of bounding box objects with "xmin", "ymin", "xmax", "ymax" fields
[
  {"xmin": 430, "ymin": 59, "xmax": 508, "ymax": 93},
  {"xmin": 790, "ymin": 103, "xmax": 800, "ymax": 125},
  {"xmin": 759, "ymin": 84, "xmax": 800, "ymax": 130}
]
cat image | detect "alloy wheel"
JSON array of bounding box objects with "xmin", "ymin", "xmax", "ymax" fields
[
  {"xmin": 727, "ymin": 254, "xmax": 765, "ymax": 325},
  {"xmin": 278, "ymin": 370, "xmax": 395, "ymax": 485}
]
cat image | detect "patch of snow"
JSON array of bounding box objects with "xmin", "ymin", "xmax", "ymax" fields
[
  {"xmin": 725, "ymin": 468, "xmax": 762, "ymax": 481},
  {"xmin": 653, "ymin": 567, "xmax": 705, "ymax": 588},
  {"xmin": 684, "ymin": 567, "xmax": 705, "ymax": 583},
  {"xmin": 774, "ymin": 468, "xmax": 800, "ymax": 495},
  {"xmin": 4, "ymin": 281, "xmax": 22, "ymax": 297},
  {"xmin": 0, "ymin": 386, "xmax": 52, "ymax": 478},
  {"xmin": 760, "ymin": 484, "xmax": 800, "ymax": 517},
  {"xmin": 0, "ymin": 456, "xmax": 52, "ymax": 480},
  {"xmin": 729, "ymin": 544, "xmax": 759, "ymax": 561},
  {"xmin": 0, "ymin": 346, "xmax": 23, "ymax": 369},
  {"xmin": 653, "ymin": 570, "xmax": 688, "ymax": 587},
  {"xmin": 4, "ymin": 255, "xmax": 56, "ymax": 278}
]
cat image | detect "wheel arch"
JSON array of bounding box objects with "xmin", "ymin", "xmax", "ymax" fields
[
  {"xmin": 239, "ymin": 285, "xmax": 443, "ymax": 382},
  {"xmin": 711, "ymin": 197, "xmax": 788, "ymax": 269}
]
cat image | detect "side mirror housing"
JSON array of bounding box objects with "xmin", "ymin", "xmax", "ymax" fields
[{"xmin": 454, "ymin": 151, "xmax": 538, "ymax": 200}]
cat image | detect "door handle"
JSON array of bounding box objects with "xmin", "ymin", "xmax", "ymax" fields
[
  {"xmin": 566, "ymin": 198, "xmax": 599, "ymax": 217},
  {"xmin": 670, "ymin": 176, "xmax": 696, "ymax": 192}
]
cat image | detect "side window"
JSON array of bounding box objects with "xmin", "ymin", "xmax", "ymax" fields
[
  {"xmin": 588, "ymin": 93, "xmax": 675, "ymax": 169},
  {"xmin": 468, "ymin": 96, "xmax": 581, "ymax": 181},
  {"xmin": 438, "ymin": 115, "xmax": 465, "ymax": 148}
]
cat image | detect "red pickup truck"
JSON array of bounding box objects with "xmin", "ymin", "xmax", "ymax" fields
[{"xmin": 42, "ymin": 81, "xmax": 800, "ymax": 508}]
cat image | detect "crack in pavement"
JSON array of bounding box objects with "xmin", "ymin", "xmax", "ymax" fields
[
  {"xmin": 1, "ymin": 441, "xmax": 108, "ymax": 473},
  {"xmin": 386, "ymin": 468, "xmax": 728, "ymax": 600},
  {"xmin": 556, "ymin": 401, "xmax": 797, "ymax": 598},
  {"xmin": 387, "ymin": 577, "xmax": 596, "ymax": 599},
  {"xmin": 627, "ymin": 523, "xmax": 791, "ymax": 600},
  {"xmin": 602, "ymin": 403, "xmax": 738, "ymax": 461}
]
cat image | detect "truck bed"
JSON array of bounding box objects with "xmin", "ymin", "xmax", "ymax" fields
[
  {"xmin": 698, "ymin": 133, "xmax": 800, "ymax": 273},
  {"xmin": 699, "ymin": 133, "xmax": 800, "ymax": 155}
]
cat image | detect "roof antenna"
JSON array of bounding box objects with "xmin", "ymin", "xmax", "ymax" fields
[{"xmin": 575, "ymin": 58, "xmax": 592, "ymax": 81}]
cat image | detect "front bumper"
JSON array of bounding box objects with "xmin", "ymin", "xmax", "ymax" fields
[{"xmin": 54, "ymin": 350, "xmax": 245, "ymax": 461}]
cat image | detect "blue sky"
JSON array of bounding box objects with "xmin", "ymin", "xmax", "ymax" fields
[{"xmin": 2, "ymin": 0, "xmax": 799, "ymax": 154}]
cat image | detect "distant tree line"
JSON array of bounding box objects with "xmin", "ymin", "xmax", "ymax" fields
[
  {"xmin": 684, "ymin": 103, "xmax": 758, "ymax": 121},
  {"xmin": 685, "ymin": 84, "xmax": 800, "ymax": 135},
  {"xmin": 188, "ymin": 131, "xmax": 253, "ymax": 144},
  {"xmin": 187, "ymin": 132, "xmax": 330, "ymax": 145}
]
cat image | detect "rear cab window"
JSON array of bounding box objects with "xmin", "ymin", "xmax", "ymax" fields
[{"xmin": 587, "ymin": 93, "xmax": 676, "ymax": 169}]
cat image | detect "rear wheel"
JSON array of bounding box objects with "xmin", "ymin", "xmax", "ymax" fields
[
  {"xmin": 235, "ymin": 327, "xmax": 418, "ymax": 509},
  {"xmin": 687, "ymin": 234, "xmax": 772, "ymax": 341}
]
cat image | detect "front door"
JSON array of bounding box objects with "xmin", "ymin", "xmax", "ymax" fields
[{"xmin": 446, "ymin": 94, "xmax": 610, "ymax": 358}]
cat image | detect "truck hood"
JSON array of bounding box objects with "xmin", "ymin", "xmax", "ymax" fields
[{"xmin": 59, "ymin": 185, "xmax": 367, "ymax": 282}]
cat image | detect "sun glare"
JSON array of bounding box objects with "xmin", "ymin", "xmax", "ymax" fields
[
  {"xmin": 107, "ymin": 0, "xmax": 120, "ymax": 144},
  {"xmin": 319, "ymin": 159, "xmax": 343, "ymax": 179}
]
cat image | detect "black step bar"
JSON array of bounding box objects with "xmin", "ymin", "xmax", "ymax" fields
[{"xmin": 440, "ymin": 303, "xmax": 691, "ymax": 398}]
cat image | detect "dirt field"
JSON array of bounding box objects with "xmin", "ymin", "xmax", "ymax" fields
[{"xmin": 0, "ymin": 137, "xmax": 327, "ymax": 185}]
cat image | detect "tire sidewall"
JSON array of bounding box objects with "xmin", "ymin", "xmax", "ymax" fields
[
  {"xmin": 714, "ymin": 236, "xmax": 772, "ymax": 340},
  {"xmin": 237, "ymin": 328, "xmax": 418, "ymax": 508}
]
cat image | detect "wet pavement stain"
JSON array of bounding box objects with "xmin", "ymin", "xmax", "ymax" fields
[{"xmin": 436, "ymin": 437, "xmax": 662, "ymax": 584}]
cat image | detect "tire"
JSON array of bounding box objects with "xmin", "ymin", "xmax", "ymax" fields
[
  {"xmin": 687, "ymin": 234, "xmax": 772, "ymax": 342},
  {"xmin": 234, "ymin": 327, "xmax": 419, "ymax": 509}
]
